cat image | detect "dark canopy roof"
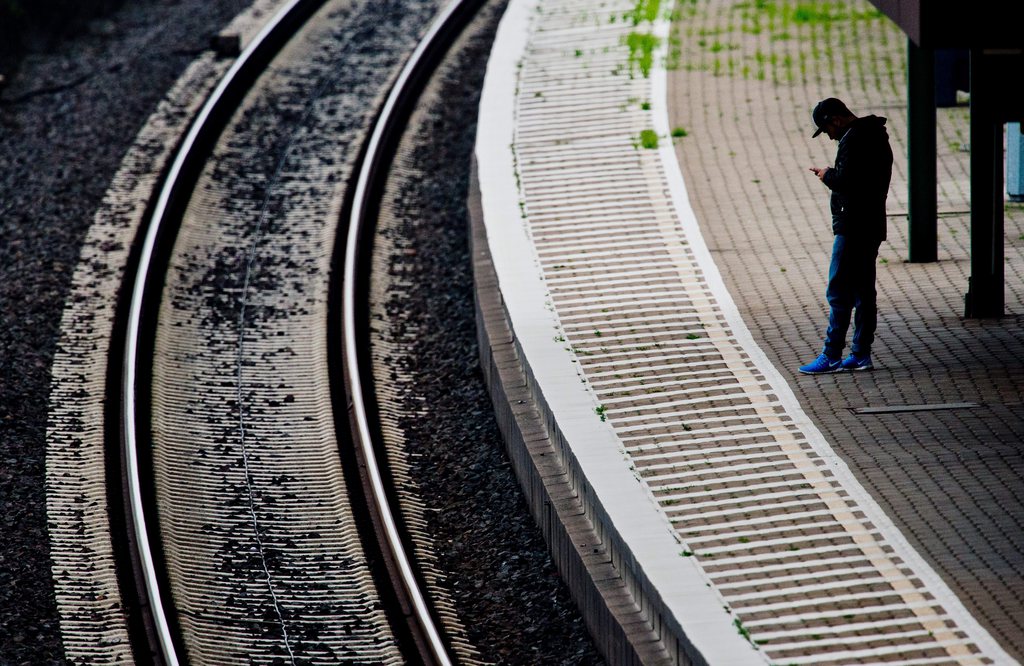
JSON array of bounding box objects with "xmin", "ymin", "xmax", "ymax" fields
[{"xmin": 867, "ymin": 2, "xmax": 1024, "ymax": 49}]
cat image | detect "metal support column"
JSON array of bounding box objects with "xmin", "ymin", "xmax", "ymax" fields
[
  {"xmin": 908, "ymin": 39, "xmax": 938, "ymax": 262},
  {"xmin": 964, "ymin": 48, "xmax": 1004, "ymax": 318},
  {"xmin": 1009, "ymin": 122, "xmax": 1024, "ymax": 201}
]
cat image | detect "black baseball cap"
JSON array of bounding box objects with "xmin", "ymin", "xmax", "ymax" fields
[{"xmin": 811, "ymin": 98, "xmax": 850, "ymax": 137}]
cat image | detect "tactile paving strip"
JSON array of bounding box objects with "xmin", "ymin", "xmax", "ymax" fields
[{"xmin": 493, "ymin": 0, "xmax": 1017, "ymax": 663}]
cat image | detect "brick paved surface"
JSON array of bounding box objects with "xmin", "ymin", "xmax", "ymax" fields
[{"xmin": 668, "ymin": 0, "xmax": 1024, "ymax": 660}]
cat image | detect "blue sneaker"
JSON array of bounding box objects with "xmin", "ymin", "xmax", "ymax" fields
[
  {"xmin": 799, "ymin": 353, "xmax": 841, "ymax": 375},
  {"xmin": 840, "ymin": 353, "xmax": 873, "ymax": 371}
]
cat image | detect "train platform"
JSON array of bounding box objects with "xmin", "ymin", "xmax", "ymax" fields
[{"xmin": 473, "ymin": 0, "xmax": 1024, "ymax": 663}]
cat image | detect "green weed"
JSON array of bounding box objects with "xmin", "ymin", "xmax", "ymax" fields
[
  {"xmin": 639, "ymin": 129, "xmax": 660, "ymax": 149},
  {"xmin": 625, "ymin": 31, "xmax": 661, "ymax": 77},
  {"xmin": 625, "ymin": 0, "xmax": 661, "ymax": 25}
]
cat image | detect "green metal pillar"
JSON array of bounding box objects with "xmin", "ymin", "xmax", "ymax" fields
[
  {"xmin": 907, "ymin": 38, "xmax": 937, "ymax": 262},
  {"xmin": 964, "ymin": 48, "xmax": 1004, "ymax": 318}
]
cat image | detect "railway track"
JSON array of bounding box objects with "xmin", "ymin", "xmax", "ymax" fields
[
  {"xmin": 107, "ymin": 0, "xmax": 483, "ymax": 661},
  {"xmin": 33, "ymin": 0, "xmax": 1024, "ymax": 663}
]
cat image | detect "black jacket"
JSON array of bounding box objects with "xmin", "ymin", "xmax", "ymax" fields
[{"xmin": 822, "ymin": 115, "xmax": 893, "ymax": 241}]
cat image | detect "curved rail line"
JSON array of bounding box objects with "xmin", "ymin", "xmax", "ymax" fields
[
  {"xmin": 117, "ymin": 0, "xmax": 482, "ymax": 662},
  {"xmin": 340, "ymin": 0, "xmax": 485, "ymax": 663},
  {"xmin": 120, "ymin": 3, "xmax": 322, "ymax": 661}
]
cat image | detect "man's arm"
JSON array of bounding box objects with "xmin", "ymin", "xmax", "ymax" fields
[{"xmin": 821, "ymin": 134, "xmax": 860, "ymax": 192}]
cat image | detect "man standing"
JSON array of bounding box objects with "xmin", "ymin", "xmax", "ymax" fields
[{"xmin": 799, "ymin": 97, "xmax": 894, "ymax": 375}]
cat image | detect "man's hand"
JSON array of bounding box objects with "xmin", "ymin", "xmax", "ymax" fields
[{"xmin": 809, "ymin": 166, "xmax": 830, "ymax": 181}]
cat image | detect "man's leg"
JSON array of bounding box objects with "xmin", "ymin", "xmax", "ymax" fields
[
  {"xmin": 823, "ymin": 235, "xmax": 855, "ymax": 359},
  {"xmin": 850, "ymin": 239, "xmax": 881, "ymax": 358}
]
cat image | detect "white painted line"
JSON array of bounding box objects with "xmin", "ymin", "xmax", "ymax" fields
[
  {"xmin": 739, "ymin": 601, "xmax": 944, "ymax": 627},
  {"xmin": 674, "ymin": 509, "xmax": 853, "ymax": 534},
  {"xmin": 633, "ymin": 437, "xmax": 808, "ymax": 459},
  {"xmin": 750, "ymin": 614, "xmax": 936, "ymax": 639},
  {"xmin": 759, "ymin": 627, "xmax": 936, "ymax": 652},
  {"xmin": 657, "ymin": 478, "xmax": 837, "ymax": 504},
  {"xmin": 773, "ymin": 640, "xmax": 981, "ymax": 665},
  {"xmin": 698, "ymin": 544, "xmax": 891, "ymax": 569}
]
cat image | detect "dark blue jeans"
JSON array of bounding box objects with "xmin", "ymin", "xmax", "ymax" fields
[{"xmin": 822, "ymin": 235, "xmax": 881, "ymax": 360}]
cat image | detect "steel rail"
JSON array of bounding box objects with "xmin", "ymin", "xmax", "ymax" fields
[
  {"xmin": 120, "ymin": 1, "xmax": 318, "ymax": 662},
  {"xmin": 342, "ymin": 0, "xmax": 484, "ymax": 663},
  {"xmin": 120, "ymin": 0, "xmax": 479, "ymax": 661}
]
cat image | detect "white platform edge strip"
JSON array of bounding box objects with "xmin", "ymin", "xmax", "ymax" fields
[
  {"xmin": 648, "ymin": 7, "xmax": 1017, "ymax": 666},
  {"xmin": 477, "ymin": 0, "xmax": 765, "ymax": 663}
]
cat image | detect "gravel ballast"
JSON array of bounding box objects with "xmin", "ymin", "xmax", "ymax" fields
[
  {"xmin": 2, "ymin": 0, "xmax": 603, "ymax": 663},
  {"xmin": 0, "ymin": 1, "xmax": 258, "ymax": 661},
  {"xmin": 368, "ymin": 2, "xmax": 603, "ymax": 663}
]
